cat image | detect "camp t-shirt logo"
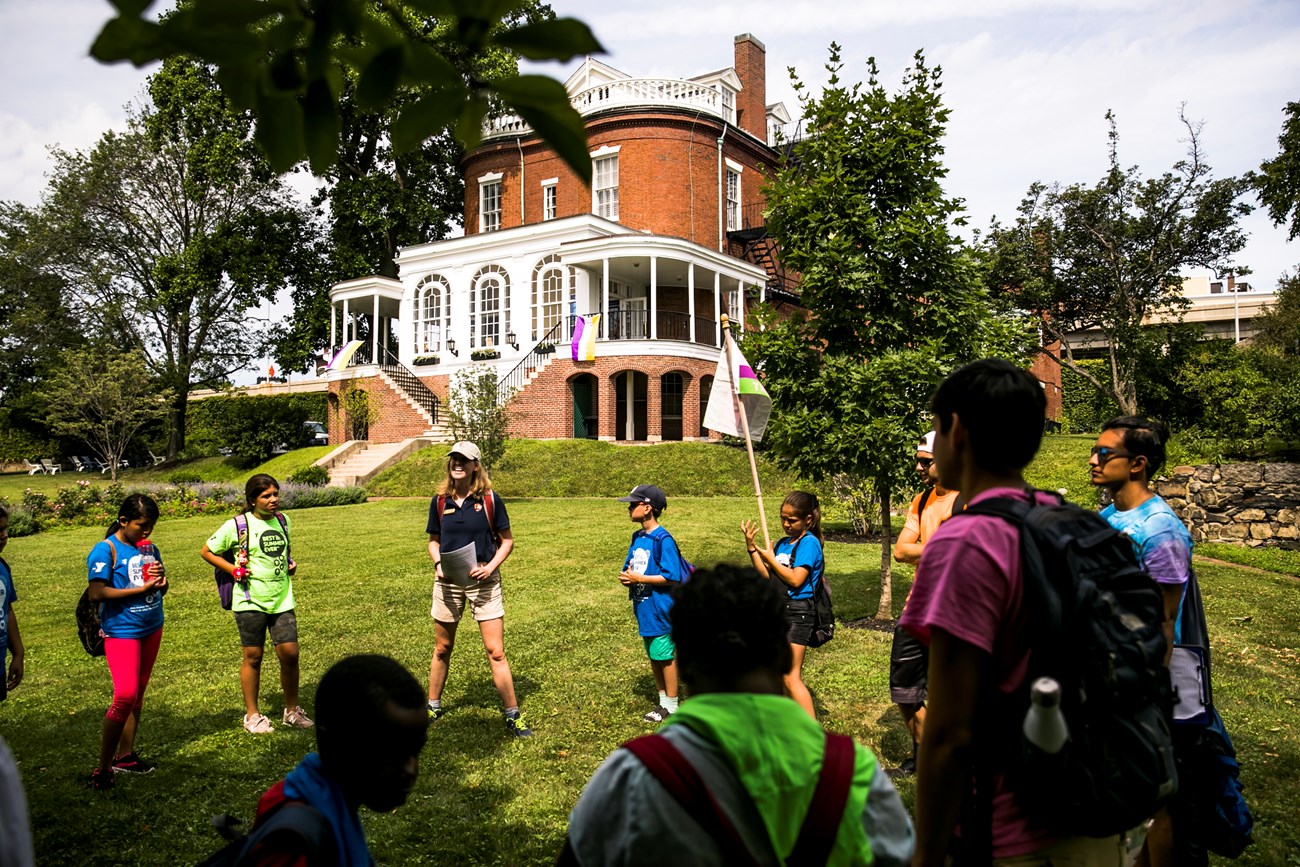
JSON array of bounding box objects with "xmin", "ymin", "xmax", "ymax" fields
[{"xmin": 260, "ymin": 529, "xmax": 288, "ymax": 560}]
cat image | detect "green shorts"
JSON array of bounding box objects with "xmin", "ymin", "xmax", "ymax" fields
[{"xmin": 642, "ymin": 634, "xmax": 675, "ymax": 662}]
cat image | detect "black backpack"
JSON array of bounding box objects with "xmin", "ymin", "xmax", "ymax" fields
[
  {"xmin": 785, "ymin": 535, "xmax": 834, "ymax": 649},
  {"xmin": 962, "ymin": 490, "xmax": 1177, "ymax": 839},
  {"xmin": 197, "ymin": 803, "xmax": 333, "ymax": 866},
  {"xmin": 76, "ymin": 539, "xmax": 116, "ymax": 657}
]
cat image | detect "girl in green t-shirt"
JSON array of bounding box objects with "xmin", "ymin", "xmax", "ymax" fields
[{"xmin": 201, "ymin": 474, "xmax": 311, "ymax": 735}]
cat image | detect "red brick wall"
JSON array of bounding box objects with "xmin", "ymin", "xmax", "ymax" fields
[
  {"xmin": 733, "ymin": 35, "xmax": 768, "ymax": 141},
  {"xmin": 506, "ymin": 355, "xmax": 719, "ymax": 441},
  {"xmin": 1031, "ymin": 341, "xmax": 1063, "ymax": 423},
  {"xmin": 463, "ymin": 113, "xmax": 777, "ymax": 249},
  {"xmin": 328, "ymin": 374, "xmax": 446, "ymax": 443}
]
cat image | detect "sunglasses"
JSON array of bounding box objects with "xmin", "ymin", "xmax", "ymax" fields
[
  {"xmin": 916, "ymin": 457, "xmax": 933, "ymax": 468},
  {"xmin": 1090, "ymin": 446, "xmax": 1133, "ymax": 464}
]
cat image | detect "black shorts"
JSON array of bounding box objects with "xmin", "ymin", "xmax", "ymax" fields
[
  {"xmin": 786, "ymin": 597, "xmax": 814, "ymax": 647},
  {"xmin": 235, "ymin": 609, "xmax": 299, "ymax": 648},
  {"xmin": 889, "ymin": 625, "xmax": 928, "ymax": 705}
]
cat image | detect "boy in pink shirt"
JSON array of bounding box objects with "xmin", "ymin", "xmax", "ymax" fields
[{"xmin": 901, "ymin": 359, "xmax": 1131, "ymax": 866}]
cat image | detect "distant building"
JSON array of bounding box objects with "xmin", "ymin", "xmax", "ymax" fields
[{"xmin": 326, "ymin": 34, "xmax": 796, "ymax": 445}]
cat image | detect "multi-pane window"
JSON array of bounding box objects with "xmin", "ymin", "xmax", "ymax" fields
[
  {"xmin": 543, "ymin": 183, "xmax": 557, "ymax": 221},
  {"xmin": 471, "ymin": 266, "xmax": 509, "ymax": 348},
  {"xmin": 480, "ymin": 180, "xmax": 502, "ymax": 232},
  {"xmin": 593, "ymin": 155, "xmax": 618, "ymax": 220},
  {"xmin": 414, "ymin": 275, "xmax": 449, "ymax": 354},
  {"xmin": 726, "ymin": 169, "xmax": 741, "ymax": 231},
  {"xmin": 720, "ymin": 86, "xmax": 736, "ymax": 124},
  {"xmin": 728, "ymin": 287, "xmax": 743, "ymax": 324}
]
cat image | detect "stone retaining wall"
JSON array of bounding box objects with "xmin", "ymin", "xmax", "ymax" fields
[{"xmin": 1156, "ymin": 463, "xmax": 1300, "ymax": 550}]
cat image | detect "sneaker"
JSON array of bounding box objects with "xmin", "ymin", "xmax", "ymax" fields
[
  {"xmin": 111, "ymin": 753, "xmax": 155, "ymax": 774},
  {"xmin": 282, "ymin": 706, "xmax": 314, "ymax": 729},
  {"xmin": 89, "ymin": 768, "xmax": 115, "ymax": 791},
  {"xmin": 243, "ymin": 712, "xmax": 275, "ymax": 734},
  {"xmin": 427, "ymin": 701, "xmax": 445, "ymax": 720},
  {"xmin": 505, "ymin": 711, "xmax": 533, "ymax": 738},
  {"xmin": 885, "ymin": 755, "xmax": 917, "ymax": 779},
  {"xmin": 642, "ymin": 706, "xmax": 672, "ymax": 723}
]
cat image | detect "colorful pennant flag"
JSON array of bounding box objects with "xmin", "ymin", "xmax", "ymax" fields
[
  {"xmin": 703, "ymin": 331, "xmax": 772, "ymax": 441},
  {"xmin": 571, "ymin": 314, "xmax": 601, "ymax": 361}
]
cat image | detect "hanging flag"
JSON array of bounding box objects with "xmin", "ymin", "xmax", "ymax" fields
[
  {"xmin": 571, "ymin": 314, "xmax": 601, "ymax": 361},
  {"xmin": 325, "ymin": 340, "xmax": 364, "ymax": 371},
  {"xmin": 703, "ymin": 331, "xmax": 772, "ymax": 441}
]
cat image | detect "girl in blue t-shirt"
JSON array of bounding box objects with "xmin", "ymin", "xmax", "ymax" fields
[
  {"xmin": 86, "ymin": 494, "xmax": 167, "ymax": 791},
  {"xmin": 742, "ymin": 490, "xmax": 824, "ymax": 719}
]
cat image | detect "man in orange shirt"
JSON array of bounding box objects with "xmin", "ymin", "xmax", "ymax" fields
[{"xmin": 887, "ymin": 432, "xmax": 963, "ymax": 777}]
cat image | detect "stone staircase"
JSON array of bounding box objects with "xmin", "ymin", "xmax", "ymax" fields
[{"xmin": 324, "ymin": 438, "xmax": 436, "ymax": 487}]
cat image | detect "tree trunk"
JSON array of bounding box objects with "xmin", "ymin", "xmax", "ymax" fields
[
  {"xmin": 875, "ymin": 479, "xmax": 893, "ymax": 621},
  {"xmin": 166, "ymin": 385, "xmax": 189, "ymax": 460}
]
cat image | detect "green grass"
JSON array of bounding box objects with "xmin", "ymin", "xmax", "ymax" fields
[
  {"xmin": 2, "ymin": 497, "xmax": 1297, "ymax": 864},
  {"xmin": 1196, "ymin": 543, "xmax": 1300, "ymax": 577},
  {"xmin": 0, "ymin": 448, "xmax": 333, "ymax": 502},
  {"xmin": 367, "ymin": 438, "xmax": 807, "ymax": 499}
]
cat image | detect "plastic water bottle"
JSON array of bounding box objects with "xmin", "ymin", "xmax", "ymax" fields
[
  {"xmin": 1023, "ymin": 677, "xmax": 1070, "ymax": 754},
  {"xmin": 139, "ymin": 540, "xmax": 160, "ymax": 583}
]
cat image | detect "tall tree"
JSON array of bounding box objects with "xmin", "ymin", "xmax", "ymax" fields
[
  {"xmin": 0, "ymin": 203, "xmax": 85, "ymax": 445},
  {"xmin": 1255, "ymin": 101, "xmax": 1300, "ymax": 241},
  {"xmin": 275, "ymin": 2, "xmax": 557, "ymax": 373},
  {"xmin": 42, "ymin": 348, "xmax": 173, "ymax": 483},
  {"xmin": 986, "ymin": 110, "xmax": 1252, "ymax": 416},
  {"xmin": 33, "ymin": 58, "xmax": 323, "ymax": 458},
  {"xmin": 753, "ymin": 46, "xmax": 1033, "ymax": 620}
]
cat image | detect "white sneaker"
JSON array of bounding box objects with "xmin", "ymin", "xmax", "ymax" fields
[
  {"xmin": 243, "ymin": 712, "xmax": 275, "ymax": 734},
  {"xmin": 283, "ymin": 706, "xmax": 314, "ymax": 729}
]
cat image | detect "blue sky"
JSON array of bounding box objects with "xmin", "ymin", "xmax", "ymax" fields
[{"xmin": 2, "ymin": 0, "xmax": 1297, "ymax": 292}]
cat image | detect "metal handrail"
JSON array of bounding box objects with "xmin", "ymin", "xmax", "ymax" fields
[
  {"xmin": 497, "ymin": 319, "xmax": 566, "ymax": 405},
  {"xmin": 378, "ymin": 347, "xmax": 441, "ymax": 424}
]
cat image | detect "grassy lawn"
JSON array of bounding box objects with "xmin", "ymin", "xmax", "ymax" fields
[
  {"xmin": 2, "ymin": 492, "xmax": 1297, "ymax": 864},
  {"xmin": 0, "ymin": 448, "xmax": 333, "ymax": 502}
]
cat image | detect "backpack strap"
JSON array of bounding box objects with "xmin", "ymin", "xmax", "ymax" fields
[
  {"xmin": 274, "ymin": 512, "xmax": 291, "ymax": 564},
  {"xmin": 621, "ymin": 734, "xmax": 762, "ymax": 867},
  {"xmin": 917, "ymin": 486, "xmax": 934, "ymax": 520},
  {"xmin": 951, "ymin": 493, "xmax": 967, "ymax": 514},
  {"xmin": 787, "ymin": 733, "xmax": 856, "ymax": 867},
  {"xmin": 484, "ymin": 491, "xmax": 497, "ymax": 540},
  {"xmin": 233, "ymin": 514, "xmax": 252, "ymax": 603}
]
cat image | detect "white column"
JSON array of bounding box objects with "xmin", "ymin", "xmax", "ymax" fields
[
  {"xmin": 688, "ymin": 264, "xmax": 696, "ymax": 344},
  {"xmin": 649, "ymin": 256, "xmax": 658, "ymax": 340},
  {"xmin": 329, "ymin": 301, "xmax": 336, "ymax": 350},
  {"xmin": 713, "ymin": 272, "xmax": 722, "ymax": 346},
  {"xmin": 602, "ymin": 258, "xmax": 610, "ymax": 340},
  {"xmin": 342, "ymin": 299, "xmax": 351, "ymax": 344},
  {"xmin": 737, "ymin": 281, "xmax": 744, "ymax": 334},
  {"xmin": 372, "ymin": 295, "xmax": 380, "ymax": 364}
]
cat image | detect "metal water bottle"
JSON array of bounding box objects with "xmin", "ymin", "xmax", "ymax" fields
[{"xmin": 1023, "ymin": 676, "xmax": 1070, "ymax": 754}]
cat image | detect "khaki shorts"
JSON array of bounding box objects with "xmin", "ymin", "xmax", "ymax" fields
[{"xmin": 431, "ymin": 570, "xmax": 504, "ymax": 623}]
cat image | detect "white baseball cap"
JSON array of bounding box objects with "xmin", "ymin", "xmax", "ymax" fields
[{"xmin": 918, "ymin": 431, "xmax": 936, "ymax": 456}]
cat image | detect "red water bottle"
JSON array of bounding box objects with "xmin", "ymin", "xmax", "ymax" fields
[{"xmin": 140, "ymin": 540, "xmax": 161, "ymax": 583}]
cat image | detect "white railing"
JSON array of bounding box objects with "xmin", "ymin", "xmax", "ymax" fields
[{"xmin": 483, "ymin": 78, "xmax": 727, "ymax": 140}]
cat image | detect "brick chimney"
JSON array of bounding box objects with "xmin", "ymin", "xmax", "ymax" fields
[{"xmin": 733, "ymin": 34, "xmax": 767, "ymax": 141}]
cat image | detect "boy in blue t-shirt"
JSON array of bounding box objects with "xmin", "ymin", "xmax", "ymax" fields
[
  {"xmin": 617, "ymin": 485, "xmax": 684, "ymax": 723},
  {"xmin": 0, "ymin": 507, "xmax": 25, "ymax": 702}
]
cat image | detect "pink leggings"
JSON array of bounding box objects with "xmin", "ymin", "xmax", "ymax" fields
[{"xmin": 104, "ymin": 629, "xmax": 163, "ymax": 723}]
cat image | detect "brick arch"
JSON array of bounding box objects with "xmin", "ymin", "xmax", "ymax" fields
[{"xmin": 568, "ymin": 371, "xmax": 600, "ymax": 439}]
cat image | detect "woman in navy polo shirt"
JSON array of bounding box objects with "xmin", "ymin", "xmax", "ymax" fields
[{"xmin": 425, "ymin": 441, "xmax": 531, "ymax": 737}]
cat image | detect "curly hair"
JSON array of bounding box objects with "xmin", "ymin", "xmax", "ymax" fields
[{"xmin": 1102, "ymin": 415, "xmax": 1171, "ymax": 478}]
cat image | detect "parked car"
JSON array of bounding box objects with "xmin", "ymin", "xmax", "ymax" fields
[{"xmin": 301, "ymin": 420, "xmax": 328, "ymax": 447}]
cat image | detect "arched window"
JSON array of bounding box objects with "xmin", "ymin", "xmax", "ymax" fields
[
  {"xmin": 532, "ymin": 255, "xmax": 576, "ymax": 341},
  {"xmin": 470, "ymin": 265, "xmax": 510, "ymax": 349},
  {"xmin": 414, "ymin": 274, "xmax": 450, "ymax": 354}
]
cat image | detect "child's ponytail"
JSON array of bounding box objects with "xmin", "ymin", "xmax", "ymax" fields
[
  {"xmin": 783, "ymin": 491, "xmax": 822, "ymax": 544},
  {"xmin": 106, "ymin": 494, "xmax": 161, "ymax": 539}
]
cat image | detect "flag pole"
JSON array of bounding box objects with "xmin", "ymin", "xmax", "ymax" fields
[{"xmin": 721, "ymin": 314, "xmax": 771, "ymax": 549}]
